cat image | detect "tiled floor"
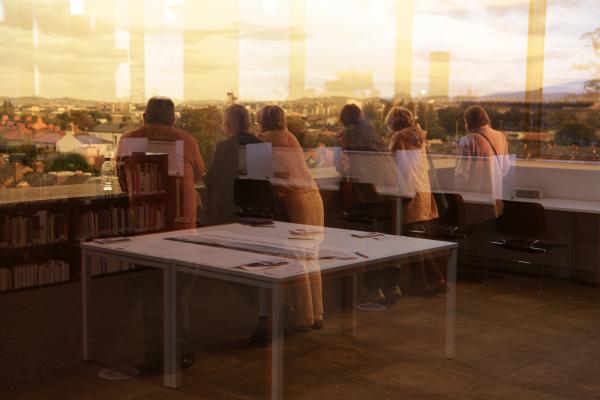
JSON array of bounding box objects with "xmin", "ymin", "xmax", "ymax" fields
[{"xmin": 1, "ymin": 269, "xmax": 599, "ymax": 400}]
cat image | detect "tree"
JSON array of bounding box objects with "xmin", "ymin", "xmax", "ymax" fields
[
  {"xmin": 581, "ymin": 28, "xmax": 600, "ymax": 99},
  {"xmin": 1, "ymin": 100, "xmax": 15, "ymax": 118},
  {"xmin": 363, "ymin": 102, "xmax": 380, "ymax": 121},
  {"xmin": 287, "ymin": 116, "xmax": 308, "ymax": 147},
  {"xmin": 587, "ymin": 110, "xmax": 600, "ymax": 131},
  {"xmin": 53, "ymin": 113, "xmax": 72, "ymax": 130},
  {"xmin": 7, "ymin": 145, "xmax": 39, "ymax": 166},
  {"xmin": 176, "ymin": 107, "xmax": 224, "ymax": 167},
  {"xmin": 69, "ymin": 110, "xmax": 95, "ymax": 131},
  {"xmin": 554, "ymin": 121, "xmax": 597, "ymax": 146},
  {"xmin": 437, "ymin": 106, "xmax": 465, "ymax": 136},
  {"xmin": 49, "ymin": 153, "xmax": 94, "ymax": 173}
]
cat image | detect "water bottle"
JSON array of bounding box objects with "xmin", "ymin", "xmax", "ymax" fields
[{"xmin": 101, "ymin": 157, "xmax": 115, "ymax": 192}]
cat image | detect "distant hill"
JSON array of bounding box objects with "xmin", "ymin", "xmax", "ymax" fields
[
  {"xmin": 480, "ymin": 80, "xmax": 588, "ymax": 102},
  {"xmin": 0, "ymin": 96, "xmax": 101, "ymax": 106}
]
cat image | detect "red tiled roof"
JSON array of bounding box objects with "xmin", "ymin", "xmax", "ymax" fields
[{"xmin": 32, "ymin": 132, "xmax": 61, "ymax": 144}]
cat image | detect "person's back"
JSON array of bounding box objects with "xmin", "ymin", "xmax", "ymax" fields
[
  {"xmin": 455, "ymin": 106, "xmax": 510, "ymax": 217},
  {"xmin": 117, "ymin": 97, "xmax": 205, "ymax": 230},
  {"xmin": 387, "ymin": 107, "xmax": 438, "ymax": 224},
  {"xmin": 204, "ymin": 104, "xmax": 261, "ymax": 226}
]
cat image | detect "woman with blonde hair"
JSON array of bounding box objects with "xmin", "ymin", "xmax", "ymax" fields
[
  {"xmin": 387, "ymin": 106, "xmax": 446, "ymax": 294},
  {"xmin": 256, "ymin": 105, "xmax": 324, "ymax": 331}
]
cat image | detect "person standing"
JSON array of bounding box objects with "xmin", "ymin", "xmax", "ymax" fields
[
  {"xmin": 204, "ymin": 104, "xmax": 262, "ymax": 226},
  {"xmin": 455, "ymin": 105, "xmax": 510, "ymax": 219},
  {"xmin": 256, "ymin": 105, "xmax": 324, "ymax": 331},
  {"xmin": 116, "ymin": 96, "xmax": 205, "ymax": 371}
]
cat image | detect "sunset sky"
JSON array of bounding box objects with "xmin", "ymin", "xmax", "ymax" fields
[{"xmin": 0, "ymin": 0, "xmax": 598, "ymax": 101}]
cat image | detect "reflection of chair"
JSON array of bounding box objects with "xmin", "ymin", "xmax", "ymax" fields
[
  {"xmin": 338, "ymin": 179, "xmax": 391, "ymax": 232},
  {"xmin": 406, "ymin": 193, "xmax": 469, "ymax": 240},
  {"xmin": 233, "ymin": 178, "xmax": 279, "ymax": 221},
  {"xmin": 486, "ymin": 200, "xmax": 567, "ymax": 297}
]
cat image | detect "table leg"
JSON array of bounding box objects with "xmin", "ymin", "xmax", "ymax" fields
[
  {"xmin": 341, "ymin": 274, "xmax": 357, "ymax": 336},
  {"xmin": 446, "ymin": 248, "xmax": 457, "ymax": 359},
  {"xmin": 163, "ymin": 265, "xmax": 179, "ymax": 388},
  {"xmin": 394, "ymin": 197, "xmax": 403, "ymax": 235},
  {"xmin": 259, "ymin": 288, "xmax": 269, "ymax": 318},
  {"xmin": 270, "ymin": 284, "xmax": 284, "ymax": 400},
  {"xmin": 82, "ymin": 251, "xmax": 91, "ymax": 361}
]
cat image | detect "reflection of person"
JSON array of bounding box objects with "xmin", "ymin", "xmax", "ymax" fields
[
  {"xmin": 387, "ymin": 106, "xmax": 438, "ymax": 224},
  {"xmin": 387, "ymin": 106, "xmax": 445, "ymax": 295},
  {"xmin": 22, "ymin": 161, "xmax": 57, "ymax": 187},
  {"xmin": 116, "ymin": 96, "xmax": 205, "ymax": 371},
  {"xmin": 117, "ymin": 96, "xmax": 205, "ymax": 230},
  {"xmin": 335, "ymin": 104, "xmax": 386, "ymax": 175},
  {"xmin": 337, "ymin": 104, "xmax": 386, "ymax": 151},
  {"xmin": 204, "ymin": 104, "xmax": 261, "ymax": 226},
  {"xmin": 257, "ymin": 105, "xmax": 324, "ymax": 331},
  {"xmin": 455, "ymin": 106, "xmax": 510, "ymax": 217}
]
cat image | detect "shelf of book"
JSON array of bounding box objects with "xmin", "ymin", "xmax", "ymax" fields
[{"xmin": 0, "ymin": 154, "xmax": 170, "ymax": 293}]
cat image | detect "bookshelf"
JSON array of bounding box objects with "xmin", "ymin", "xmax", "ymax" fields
[{"xmin": 0, "ymin": 157, "xmax": 169, "ymax": 293}]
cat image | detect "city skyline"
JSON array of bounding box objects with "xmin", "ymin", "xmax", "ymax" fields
[{"xmin": 0, "ymin": 0, "xmax": 598, "ymax": 102}]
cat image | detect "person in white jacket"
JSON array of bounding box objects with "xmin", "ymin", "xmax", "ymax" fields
[{"xmin": 455, "ymin": 106, "xmax": 510, "ymax": 218}]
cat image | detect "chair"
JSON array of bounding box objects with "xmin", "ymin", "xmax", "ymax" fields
[
  {"xmin": 233, "ymin": 178, "xmax": 279, "ymax": 222},
  {"xmin": 405, "ymin": 193, "xmax": 469, "ymax": 240},
  {"xmin": 338, "ymin": 179, "xmax": 392, "ymax": 233},
  {"xmin": 486, "ymin": 200, "xmax": 567, "ymax": 297}
]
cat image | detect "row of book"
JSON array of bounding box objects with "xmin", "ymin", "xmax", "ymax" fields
[
  {"xmin": 76, "ymin": 203, "xmax": 165, "ymax": 240},
  {"xmin": 124, "ymin": 161, "xmax": 166, "ymax": 195},
  {"xmin": 0, "ymin": 260, "xmax": 70, "ymax": 292},
  {"xmin": 0, "ymin": 211, "xmax": 68, "ymax": 249},
  {"xmin": 91, "ymin": 256, "xmax": 137, "ymax": 277}
]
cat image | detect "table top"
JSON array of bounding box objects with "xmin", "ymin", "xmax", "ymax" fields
[
  {"xmin": 81, "ymin": 222, "xmax": 456, "ymax": 284},
  {"xmin": 0, "ymin": 183, "xmax": 123, "ymax": 206},
  {"xmin": 441, "ymin": 190, "xmax": 600, "ymax": 215}
]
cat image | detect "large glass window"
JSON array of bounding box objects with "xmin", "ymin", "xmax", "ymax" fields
[{"xmin": 2, "ymin": 1, "xmax": 600, "ymax": 399}]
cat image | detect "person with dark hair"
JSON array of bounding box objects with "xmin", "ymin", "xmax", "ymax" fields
[
  {"xmin": 204, "ymin": 104, "xmax": 261, "ymax": 226},
  {"xmin": 455, "ymin": 105, "xmax": 510, "ymax": 218},
  {"xmin": 339, "ymin": 103, "xmax": 362, "ymax": 126},
  {"xmin": 116, "ymin": 96, "xmax": 205, "ymax": 372},
  {"xmin": 117, "ymin": 96, "xmax": 205, "ymax": 230},
  {"xmin": 336, "ymin": 104, "xmax": 386, "ymax": 155},
  {"xmin": 256, "ymin": 105, "xmax": 324, "ymax": 332}
]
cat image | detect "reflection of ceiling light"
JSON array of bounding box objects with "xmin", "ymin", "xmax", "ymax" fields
[
  {"xmin": 262, "ymin": 0, "xmax": 277, "ymax": 16},
  {"xmin": 70, "ymin": 0, "xmax": 85, "ymax": 15},
  {"xmin": 0, "ymin": 1, "xmax": 4, "ymax": 23},
  {"xmin": 420, "ymin": 89, "xmax": 427, "ymax": 95},
  {"xmin": 33, "ymin": 17, "xmax": 39, "ymax": 47},
  {"xmin": 164, "ymin": 0, "xmax": 182, "ymax": 25}
]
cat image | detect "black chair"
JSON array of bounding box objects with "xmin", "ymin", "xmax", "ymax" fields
[
  {"xmin": 486, "ymin": 200, "xmax": 568, "ymax": 297},
  {"xmin": 338, "ymin": 179, "xmax": 392, "ymax": 233},
  {"xmin": 233, "ymin": 178, "xmax": 279, "ymax": 222},
  {"xmin": 405, "ymin": 193, "xmax": 470, "ymax": 240}
]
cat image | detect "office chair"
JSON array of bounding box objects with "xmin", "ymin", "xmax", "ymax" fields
[
  {"xmin": 233, "ymin": 178, "xmax": 279, "ymax": 222},
  {"xmin": 338, "ymin": 179, "xmax": 392, "ymax": 233},
  {"xmin": 486, "ymin": 200, "xmax": 568, "ymax": 298}
]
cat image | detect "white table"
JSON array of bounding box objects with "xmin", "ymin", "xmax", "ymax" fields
[{"xmin": 81, "ymin": 222, "xmax": 457, "ymax": 399}]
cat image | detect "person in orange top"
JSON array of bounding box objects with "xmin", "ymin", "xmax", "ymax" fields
[
  {"xmin": 386, "ymin": 106, "xmax": 445, "ymax": 295},
  {"xmin": 256, "ymin": 105, "xmax": 324, "ymax": 331},
  {"xmin": 116, "ymin": 96, "xmax": 205, "ymax": 371},
  {"xmin": 117, "ymin": 96, "xmax": 205, "ymax": 230},
  {"xmin": 386, "ymin": 106, "xmax": 438, "ymax": 225}
]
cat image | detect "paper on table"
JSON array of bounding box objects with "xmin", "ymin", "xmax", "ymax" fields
[{"xmin": 263, "ymin": 263, "xmax": 307, "ymax": 277}]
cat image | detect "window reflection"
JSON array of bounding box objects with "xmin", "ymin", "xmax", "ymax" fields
[{"xmin": 2, "ymin": 0, "xmax": 600, "ymax": 399}]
